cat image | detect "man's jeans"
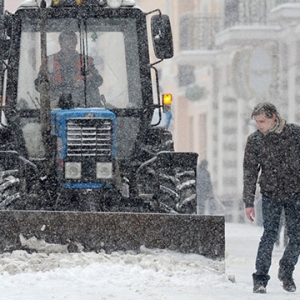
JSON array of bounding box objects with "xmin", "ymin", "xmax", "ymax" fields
[{"xmin": 254, "ymin": 195, "xmax": 300, "ymax": 283}]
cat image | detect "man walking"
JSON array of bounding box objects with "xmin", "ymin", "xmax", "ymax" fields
[{"xmin": 243, "ymin": 102, "xmax": 300, "ymax": 293}]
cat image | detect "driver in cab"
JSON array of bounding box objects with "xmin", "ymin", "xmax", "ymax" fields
[{"xmin": 35, "ymin": 30, "xmax": 103, "ymax": 108}]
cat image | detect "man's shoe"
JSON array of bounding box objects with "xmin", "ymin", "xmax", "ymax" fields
[
  {"xmin": 278, "ymin": 269, "xmax": 296, "ymax": 292},
  {"xmin": 281, "ymin": 278, "xmax": 296, "ymax": 292},
  {"xmin": 253, "ymin": 283, "xmax": 267, "ymax": 293}
]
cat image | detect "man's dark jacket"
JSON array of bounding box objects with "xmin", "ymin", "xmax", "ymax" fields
[{"xmin": 243, "ymin": 123, "xmax": 300, "ymax": 207}]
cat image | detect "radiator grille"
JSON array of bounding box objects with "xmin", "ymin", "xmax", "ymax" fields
[{"xmin": 66, "ymin": 119, "xmax": 113, "ymax": 157}]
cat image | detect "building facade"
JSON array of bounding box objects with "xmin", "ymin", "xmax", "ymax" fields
[{"xmin": 138, "ymin": 0, "xmax": 300, "ymax": 219}]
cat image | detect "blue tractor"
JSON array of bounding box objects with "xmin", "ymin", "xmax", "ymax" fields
[
  {"xmin": 0, "ymin": 0, "xmax": 198, "ymax": 213},
  {"xmin": 0, "ymin": 0, "xmax": 224, "ymax": 259}
]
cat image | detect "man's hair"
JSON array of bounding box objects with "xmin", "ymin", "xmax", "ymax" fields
[
  {"xmin": 59, "ymin": 30, "xmax": 77, "ymax": 45},
  {"xmin": 251, "ymin": 102, "xmax": 279, "ymax": 119}
]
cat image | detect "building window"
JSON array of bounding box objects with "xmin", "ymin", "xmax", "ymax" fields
[
  {"xmin": 225, "ymin": 0, "xmax": 239, "ymax": 28},
  {"xmin": 178, "ymin": 65, "xmax": 195, "ymax": 87},
  {"xmin": 179, "ymin": 13, "xmax": 221, "ymax": 51}
]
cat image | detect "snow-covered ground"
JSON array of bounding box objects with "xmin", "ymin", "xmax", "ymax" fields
[{"xmin": 0, "ymin": 222, "xmax": 299, "ymax": 299}]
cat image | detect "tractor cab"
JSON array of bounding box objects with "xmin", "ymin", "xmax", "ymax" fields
[{"xmin": 2, "ymin": 0, "xmax": 173, "ymax": 162}]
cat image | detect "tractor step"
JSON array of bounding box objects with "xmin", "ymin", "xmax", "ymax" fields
[{"xmin": 0, "ymin": 211, "xmax": 225, "ymax": 259}]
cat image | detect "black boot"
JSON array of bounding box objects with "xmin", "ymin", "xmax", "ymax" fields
[
  {"xmin": 252, "ymin": 273, "xmax": 270, "ymax": 293},
  {"xmin": 278, "ymin": 269, "xmax": 296, "ymax": 292}
]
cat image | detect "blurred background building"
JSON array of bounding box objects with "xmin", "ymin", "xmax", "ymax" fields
[{"xmin": 136, "ymin": 0, "xmax": 300, "ymax": 221}]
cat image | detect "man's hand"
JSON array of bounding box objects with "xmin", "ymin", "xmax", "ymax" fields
[{"xmin": 245, "ymin": 207, "xmax": 255, "ymax": 222}]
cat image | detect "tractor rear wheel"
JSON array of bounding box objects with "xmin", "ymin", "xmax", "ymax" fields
[{"xmin": 158, "ymin": 167, "xmax": 197, "ymax": 214}]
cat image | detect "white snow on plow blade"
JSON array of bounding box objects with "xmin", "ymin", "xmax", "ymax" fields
[{"xmin": 19, "ymin": 234, "xmax": 83, "ymax": 254}]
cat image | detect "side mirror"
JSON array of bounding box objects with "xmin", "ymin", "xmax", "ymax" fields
[{"xmin": 151, "ymin": 14, "xmax": 174, "ymax": 60}]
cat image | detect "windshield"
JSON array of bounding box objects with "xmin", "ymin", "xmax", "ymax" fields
[{"xmin": 17, "ymin": 17, "xmax": 142, "ymax": 110}]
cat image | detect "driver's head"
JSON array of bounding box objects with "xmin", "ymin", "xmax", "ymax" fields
[{"xmin": 59, "ymin": 30, "xmax": 77, "ymax": 51}]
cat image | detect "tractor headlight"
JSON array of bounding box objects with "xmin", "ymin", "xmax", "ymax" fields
[
  {"xmin": 107, "ymin": 0, "xmax": 122, "ymax": 8},
  {"xmin": 65, "ymin": 162, "xmax": 82, "ymax": 179},
  {"xmin": 97, "ymin": 162, "xmax": 113, "ymax": 179}
]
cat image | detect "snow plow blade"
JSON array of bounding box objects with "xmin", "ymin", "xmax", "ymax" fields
[{"xmin": 0, "ymin": 211, "xmax": 225, "ymax": 259}]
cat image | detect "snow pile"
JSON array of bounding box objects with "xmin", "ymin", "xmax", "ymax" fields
[
  {"xmin": 0, "ymin": 246, "xmax": 224, "ymax": 277},
  {"xmin": 0, "ymin": 246, "xmax": 226, "ymax": 300}
]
